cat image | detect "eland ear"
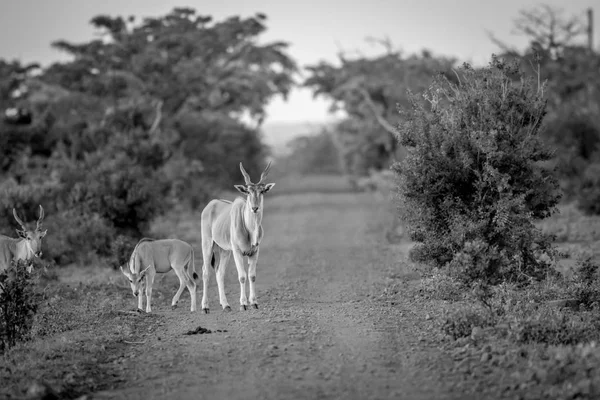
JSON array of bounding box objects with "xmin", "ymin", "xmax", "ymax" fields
[
  {"xmin": 141, "ymin": 265, "xmax": 152, "ymax": 275},
  {"xmin": 234, "ymin": 185, "xmax": 249, "ymax": 194},
  {"xmin": 262, "ymin": 183, "xmax": 275, "ymax": 193},
  {"xmin": 119, "ymin": 266, "xmax": 127, "ymax": 276},
  {"xmin": 40, "ymin": 229, "xmax": 47, "ymax": 238},
  {"xmin": 15, "ymin": 229, "xmax": 26, "ymax": 238}
]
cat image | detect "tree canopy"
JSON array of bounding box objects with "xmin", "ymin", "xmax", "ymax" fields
[
  {"xmin": 0, "ymin": 8, "xmax": 298, "ymax": 265},
  {"xmin": 304, "ymin": 45, "xmax": 456, "ymax": 175}
]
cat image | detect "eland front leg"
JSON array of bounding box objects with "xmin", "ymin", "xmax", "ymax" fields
[
  {"xmin": 248, "ymin": 249, "xmax": 259, "ymax": 309},
  {"xmin": 137, "ymin": 279, "xmax": 145, "ymax": 311},
  {"xmin": 144, "ymin": 269, "xmax": 156, "ymax": 313},
  {"xmin": 232, "ymin": 249, "xmax": 249, "ymax": 311}
]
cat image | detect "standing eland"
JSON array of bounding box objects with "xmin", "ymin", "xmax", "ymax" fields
[
  {"xmin": 0, "ymin": 205, "xmax": 46, "ymax": 273},
  {"xmin": 119, "ymin": 238, "xmax": 198, "ymax": 313},
  {"xmin": 200, "ymin": 161, "xmax": 275, "ymax": 313}
]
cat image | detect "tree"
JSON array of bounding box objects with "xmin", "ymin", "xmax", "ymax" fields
[
  {"xmin": 489, "ymin": 5, "xmax": 600, "ymax": 204},
  {"xmin": 0, "ymin": 8, "xmax": 298, "ymax": 264},
  {"xmin": 394, "ymin": 56, "xmax": 560, "ymax": 285},
  {"xmin": 304, "ymin": 43, "xmax": 456, "ymax": 176},
  {"xmin": 275, "ymin": 129, "xmax": 342, "ymax": 175}
]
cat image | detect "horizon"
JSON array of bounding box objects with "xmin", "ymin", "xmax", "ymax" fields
[{"xmin": 0, "ymin": 0, "xmax": 597, "ymax": 125}]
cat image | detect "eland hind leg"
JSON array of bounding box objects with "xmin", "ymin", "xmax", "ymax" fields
[
  {"xmin": 200, "ymin": 239, "xmax": 217, "ymax": 313},
  {"xmin": 215, "ymin": 249, "xmax": 232, "ymax": 312},
  {"xmin": 185, "ymin": 255, "xmax": 198, "ymax": 312},
  {"xmin": 171, "ymin": 261, "xmax": 196, "ymax": 312}
]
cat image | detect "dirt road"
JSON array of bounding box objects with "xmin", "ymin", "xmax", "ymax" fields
[{"xmin": 98, "ymin": 186, "xmax": 474, "ymax": 400}]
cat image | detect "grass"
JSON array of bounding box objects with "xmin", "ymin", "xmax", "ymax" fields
[
  {"xmin": 391, "ymin": 202, "xmax": 600, "ymax": 399},
  {"xmin": 537, "ymin": 203, "xmax": 600, "ymax": 272},
  {"xmin": 0, "ymin": 270, "xmax": 166, "ymax": 399}
]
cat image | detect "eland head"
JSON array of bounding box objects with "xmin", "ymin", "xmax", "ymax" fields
[
  {"xmin": 234, "ymin": 161, "xmax": 275, "ymax": 214},
  {"xmin": 13, "ymin": 205, "xmax": 47, "ymax": 258},
  {"xmin": 120, "ymin": 265, "xmax": 151, "ymax": 297}
]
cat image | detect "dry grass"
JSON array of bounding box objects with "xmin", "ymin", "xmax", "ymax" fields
[
  {"xmin": 536, "ymin": 203, "xmax": 600, "ymax": 275},
  {"xmin": 0, "ymin": 278, "xmax": 166, "ymax": 399}
]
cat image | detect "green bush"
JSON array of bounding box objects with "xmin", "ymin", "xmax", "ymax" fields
[
  {"xmin": 276, "ymin": 130, "xmax": 343, "ymax": 176},
  {"xmin": 569, "ymin": 255, "xmax": 600, "ymax": 310},
  {"xmin": 506, "ymin": 304, "xmax": 600, "ymax": 345},
  {"xmin": 417, "ymin": 270, "xmax": 465, "ymax": 301},
  {"xmin": 442, "ymin": 306, "xmax": 495, "ymax": 340},
  {"xmin": 394, "ymin": 55, "xmax": 561, "ymax": 285},
  {"xmin": 578, "ymin": 162, "xmax": 600, "ymax": 216},
  {"xmin": 0, "ymin": 126, "xmax": 175, "ymax": 265},
  {"xmin": 42, "ymin": 211, "xmax": 115, "ymax": 265},
  {"xmin": 0, "ymin": 260, "xmax": 39, "ymax": 352}
]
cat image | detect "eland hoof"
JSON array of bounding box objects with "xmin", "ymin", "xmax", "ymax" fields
[
  {"xmin": 203, "ymin": 308, "xmax": 210, "ymax": 314},
  {"xmin": 171, "ymin": 304, "xmax": 177, "ymax": 310},
  {"xmin": 240, "ymin": 305, "xmax": 247, "ymax": 311},
  {"xmin": 252, "ymin": 304, "xmax": 259, "ymax": 310},
  {"xmin": 223, "ymin": 306, "xmax": 232, "ymax": 312}
]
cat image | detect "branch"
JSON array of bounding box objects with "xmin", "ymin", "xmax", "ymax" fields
[
  {"xmin": 149, "ymin": 99, "xmax": 163, "ymax": 134},
  {"xmin": 357, "ymin": 88, "xmax": 398, "ymax": 136}
]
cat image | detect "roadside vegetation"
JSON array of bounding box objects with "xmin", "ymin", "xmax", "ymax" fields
[{"xmin": 1, "ymin": 4, "xmax": 600, "ymax": 400}]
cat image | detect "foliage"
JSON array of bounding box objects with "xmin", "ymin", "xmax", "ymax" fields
[
  {"xmin": 394, "ymin": 55, "xmax": 561, "ymax": 285},
  {"xmin": 442, "ymin": 306, "xmax": 496, "ymax": 340},
  {"xmin": 577, "ymin": 162, "xmax": 600, "ymax": 216},
  {"xmin": 0, "ymin": 260, "xmax": 39, "ymax": 352},
  {"xmin": 275, "ymin": 129, "xmax": 342, "ymax": 175},
  {"xmin": 490, "ymin": 5, "xmax": 600, "ymax": 207},
  {"xmin": 1, "ymin": 280, "xmax": 164, "ymax": 399},
  {"xmin": 304, "ymin": 46, "xmax": 456, "ymax": 176},
  {"xmin": 0, "ymin": 8, "xmax": 297, "ymax": 264}
]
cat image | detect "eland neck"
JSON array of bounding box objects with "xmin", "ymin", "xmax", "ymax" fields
[
  {"xmin": 243, "ymin": 198, "xmax": 263, "ymax": 246},
  {"xmin": 12, "ymin": 238, "xmax": 34, "ymax": 261}
]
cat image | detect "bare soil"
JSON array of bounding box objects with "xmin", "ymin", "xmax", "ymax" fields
[{"xmin": 78, "ymin": 186, "xmax": 481, "ymax": 400}]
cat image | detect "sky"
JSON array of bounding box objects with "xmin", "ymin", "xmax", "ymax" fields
[{"xmin": 0, "ymin": 0, "xmax": 597, "ymax": 124}]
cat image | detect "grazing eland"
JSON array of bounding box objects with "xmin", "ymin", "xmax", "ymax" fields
[
  {"xmin": 119, "ymin": 238, "xmax": 198, "ymax": 313},
  {"xmin": 200, "ymin": 161, "xmax": 275, "ymax": 313},
  {"xmin": 0, "ymin": 205, "xmax": 46, "ymax": 273}
]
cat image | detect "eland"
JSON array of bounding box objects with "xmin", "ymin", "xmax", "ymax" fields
[
  {"xmin": 119, "ymin": 238, "xmax": 198, "ymax": 313},
  {"xmin": 0, "ymin": 205, "xmax": 46, "ymax": 273},
  {"xmin": 200, "ymin": 161, "xmax": 275, "ymax": 313}
]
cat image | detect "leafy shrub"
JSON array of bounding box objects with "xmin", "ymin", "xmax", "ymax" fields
[
  {"xmin": 276, "ymin": 130, "xmax": 343, "ymax": 176},
  {"xmin": 578, "ymin": 162, "xmax": 600, "ymax": 216},
  {"xmin": 394, "ymin": 55, "xmax": 561, "ymax": 285},
  {"xmin": 525, "ymin": 343, "xmax": 600, "ymax": 399},
  {"xmin": 442, "ymin": 306, "xmax": 495, "ymax": 340},
  {"xmin": 417, "ymin": 269, "xmax": 465, "ymax": 301},
  {"xmin": 0, "ymin": 126, "xmax": 175, "ymax": 265},
  {"xmin": 568, "ymin": 255, "xmax": 600, "ymax": 310},
  {"xmin": 508, "ymin": 308, "xmax": 600, "ymax": 345},
  {"xmin": 109, "ymin": 234, "xmax": 140, "ymax": 269},
  {"xmin": 0, "ymin": 260, "xmax": 39, "ymax": 352},
  {"xmin": 42, "ymin": 211, "xmax": 115, "ymax": 265},
  {"xmin": 542, "ymin": 112, "xmax": 600, "ymax": 202}
]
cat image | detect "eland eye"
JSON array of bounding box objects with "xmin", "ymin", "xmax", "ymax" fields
[{"xmin": 128, "ymin": 279, "xmax": 133, "ymax": 283}]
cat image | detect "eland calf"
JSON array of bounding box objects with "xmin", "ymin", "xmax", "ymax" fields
[
  {"xmin": 120, "ymin": 238, "xmax": 198, "ymax": 313},
  {"xmin": 0, "ymin": 205, "xmax": 46, "ymax": 273},
  {"xmin": 200, "ymin": 161, "xmax": 275, "ymax": 313}
]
